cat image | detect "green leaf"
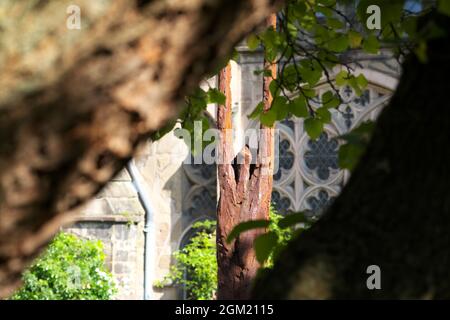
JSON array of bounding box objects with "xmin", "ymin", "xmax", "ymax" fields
[
  {"xmin": 282, "ymin": 65, "xmax": 299, "ymax": 91},
  {"xmin": 348, "ymin": 30, "xmax": 363, "ymax": 49},
  {"xmin": 278, "ymin": 212, "xmax": 307, "ymax": 229},
  {"xmin": 325, "ymin": 96, "xmax": 340, "ymax": 109},
  {"xmin": 338, "ymin": 143, "xmax": 364, "ymax": 171},
  {"xmin": 260, "ymin": 107, "xmax": 277, "ymax": 127},
  {"xmin": 336, "ymin": 70, "xmax": 349, "ymax": 86},
  {"xmin": 299, "ymin": 60, "xmax": 322, "ymax": 86},
  {"xmin": 304, "ymin": 117, "xmax": 323, "ymax": 140},
  {"xmin": 362, "ymin": 34, "xmax": 380, "ymax": 54},
  {"xmin": 226, "ymin": 220, "xmax": 270, "ymax": 243},
  {"xmin": 439, "ymin": 0, "xmax": 450, "ymax": 16},
  {"xmin": 302, "ymin": 87, "xmax": 316, "ymax": 98},
  {"xmin": 265, "ymin": 46, "xmax": 278, "ymax": 63},
  {"xmin": 230, "ymin": 49, "xmax": 239, "ymax": 62},
  {"xmin": 339, "ymin": 121, "xmax": 375, "ymax": 145},
  {"xmin": 287, "ymin": 21, "xmax": 298, "ymax": 38},
  {"xmin": 189, "ymin": 87, "xmax": 208, "ymax": 114},
  {"xmin": 348, "ymin": 76, "xmax": 362, "ymax": 96},
  {"xmin": 254, "ymin": 232, "xmax": 278, "ymax": 264},
  {"xmin": 151, "ymin": 120, "xmax": 177, "ymax": 141},
  {"xmin": 327, "ymin": 34, "xmax": 349, "ymax": 52},
  {"xmin": 335, "ymin": 70, "xmax": 349, "ymax": 86},
  {"xmin": 290, "ymin": 96, "xmax": 308, "ymax": 118},
  {"xmin": 338, "ymin": 121, "xmax": 375, "ymax": 170},
  {"xmin": 272, "ymin": 96, "xmax": 289, "ymax": 120},
  {"xmin": 327, "ymin": 18, "xmax": 344, "ymax": 30},
  {"xmin": 321, "ymin": 90, "xmax": 340, "ymax": 109},
  {"xmin": 356, "ymin": 74, "xmax": 368, "ymax": 90},
  {"xmin": 248, "ymin": 102, "xmax": 264, "ymax": 119},
  {"xmin": 316, "ymin": 4, "xmax": 334, "ymax": 17},
  {"xmin": 269, "ymin": 80, "xmax": 280, "ymax": 97},
  {"xmin": 254, "ymin": 68, "xmax": 272, "ymax": 77},
  {"xmin": 247, "ymin": 34, "xmax": 260, "ymax": 51},
  {"xmin": 293, "ymin": 1, "xmax": 307, "ymax": 18},
  {"xmin": 403, "ymin": 16, "xmax": 418, "ymax": 38},
  {"xmin": 260, "ymin": 27, "xmax": 282, "ymax": 62},
  {"xmin": 260, "ymin": 27, "xmax": 279, "ymax": 47},
  {"xmin": 415, "ymin": 41, "xmax": 428, "ymax": 64},
  {"xmin": 206, "ymin": 88, "xmax": 226, "ymax": 105},
  {"xmin": 318, "ymin": 0, "xmax": 335, "ymax": 6},
  {"xmin": 316, "ymin": 107, "xmax": 331, "ymax": 123}
]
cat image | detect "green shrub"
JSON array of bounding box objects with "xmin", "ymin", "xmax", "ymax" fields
[
  {"xmin": 265, "ymin": 207, "xmax": 296, "ymax": 267},
  {"xmin": 155, "ymin": 220, "xmax": 217, "ymax": 300},
  {"xmin": 11, "ymin": 232, "xmax": 116, "ymax": 300},
  {"xmin": 155, "ymin": 208, "xmax": 304, "ymax": 300}
]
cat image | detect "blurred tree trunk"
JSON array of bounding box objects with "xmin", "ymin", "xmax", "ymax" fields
[
  {"xmin": 216, "ymin": 15, "xmax": 276, "ymax": 300},
  {"xmin": 0, "ymin": 0, "xmax": 283, "ymax": 298},
  {"xmin": 253, "ymin": 13, "xmax": 450, "ymax": 300}
]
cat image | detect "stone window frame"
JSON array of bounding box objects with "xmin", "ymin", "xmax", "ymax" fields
[{"xmin": 271, "ymin": 67, "xmax": 397, "ymax": 217}]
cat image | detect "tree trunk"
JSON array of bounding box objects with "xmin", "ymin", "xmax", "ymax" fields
[
  {"xmin": 253, "ymin": 13, "xmax": 450, "ymax": 299},
  {"xmin": 216, "ymin": 15, "xmax": 276, "ymax": 299},
  {"xmin": 0, "ymin": 0, "xmax": 283, "ymax": 298}
]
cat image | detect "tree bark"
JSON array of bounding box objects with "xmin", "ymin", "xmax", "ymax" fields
[
  {"xmin": 216, "ymin": 15, "xmax": 276, "ymax": 299},
  {"xmin": 0, "ymin": 0, "xmax": 283, "ymax": 298},
  {"xmin": 253, "ymin": 13, "xmax": 450, "ymax": 299}
]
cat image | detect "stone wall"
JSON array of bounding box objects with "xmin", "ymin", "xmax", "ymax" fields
[{"xmin": 65, "ymin": 169, "xmax": 145, "ymax": 300}]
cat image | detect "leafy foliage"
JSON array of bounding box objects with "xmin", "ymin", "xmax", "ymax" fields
[
  {"xmin": 153, "ymin": 0, "xmax": 443, "ymax": 172},
  {"xmin": 244, "ymin": 0, "xmax": 438, "ymax": 139},
  {"xmin": 154, "ymin": 220, "xmax": 218, "ymax": 300},
  {"xmin": 226, "ymin": 219, "xmax": 271, "ymax": 243},
  {"xmin": 228, "ymin": 207, "xmax": 311, "ymax": 267},
  {"xmin": 156, "ymin": 209, "xmax": 302, "ymax": 299},
  {"xmin": 11, "ymin": 233, "xmax": 116, "ymax": 300},
  {"xmin": 152, "ymin": 85, "xmax": 225, "ymax": 155},
  {"xmin": 338, "ymin": 121, "xmax": 375, "ymax": 170}
]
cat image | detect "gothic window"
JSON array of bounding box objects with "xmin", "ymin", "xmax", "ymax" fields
[
  {"xmin": 178, "ymin": 219, "xmax": 216, "ymax": 300},
  {"xmin": 182, "ymin": 158, "xmax": 217, "ymax": 226},
  {"xmin": 182, "ymin": 113, "xmax": 217, "ymax": 225},
  {"xmin": 305, "ymin": 189, "xmax": 335, "ymax": 218},
  {"xmin": 274, "ymin": 138, "xmax": 295, "ymax": 182},
  {"xmin": 304, "ymin": 132, "xmax": 339, "ymax": 181},
  {"xmin": 271, "ymin": 190, "xmax": 292, "ymax": 215},
  {"xmin": 272, "ymin": 83, "xmax": 392, "ymax": 218}
]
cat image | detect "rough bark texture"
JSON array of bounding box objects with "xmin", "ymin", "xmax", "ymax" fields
[
  {"xmin": 0, "ymin": 0, "xmax": 283, "ymax": 298},
  {"xmin": 216, "ymin": 16, "xmax": 276, "ymax": 299},
  {"xmin": 254, "ymin": 13, "xmax": 450, "ymax": 299}
]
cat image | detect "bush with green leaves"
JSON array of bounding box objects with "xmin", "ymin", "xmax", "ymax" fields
[
  {"xmin": 155, "ymin": 208, "xmax": 307, "ymax": 300},
  {"xmin": 227, "ymin": 207, "xmax": 311, "ymax": 268},
  {"xmin": 154, "ymin": 219, "xmax": 217, "ymax": 300},
  {"xmin": 11, "ymin": 232, "xmax": 116, "ymax": 300}
]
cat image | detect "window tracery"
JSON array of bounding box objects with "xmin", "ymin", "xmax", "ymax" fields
[{"xmin": 272, "ymin": 83, "xmax": 392, "ymax": 217}]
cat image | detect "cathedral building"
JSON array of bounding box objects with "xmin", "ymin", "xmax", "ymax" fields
[{"xmin": 65, "ymin": 39, "xmax": 401, "ymax": 299}]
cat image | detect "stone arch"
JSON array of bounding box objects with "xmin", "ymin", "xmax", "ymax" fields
[{"xmin": 176, "ymin": 216, "xmax": 215, "ymax": 300}]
